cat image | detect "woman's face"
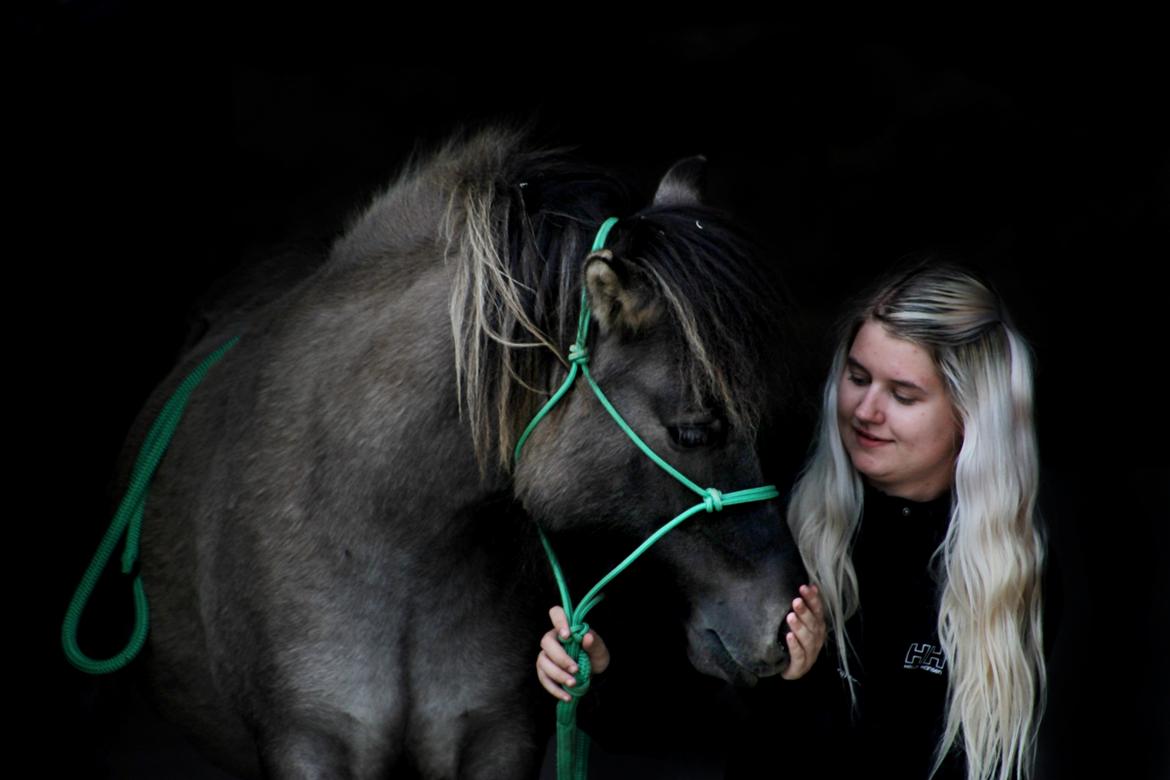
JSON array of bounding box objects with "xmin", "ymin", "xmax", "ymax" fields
[{"xmin": 836, "ymin": 319, "xmax": 960, "ymax": 502}]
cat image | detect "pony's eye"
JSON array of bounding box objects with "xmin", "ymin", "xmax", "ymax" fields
[{"xmin": 668, "ymin": 419, "xmax": 726, "ymax": 449}]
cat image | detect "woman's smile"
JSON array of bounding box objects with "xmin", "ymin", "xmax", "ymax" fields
[{"xmin": 852, "ymin": 426, "xmax": 892, "ymax": 447}]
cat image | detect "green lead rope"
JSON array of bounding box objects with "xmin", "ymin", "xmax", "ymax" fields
[
  {"xmin": 62, "ymin": 336, "xmax": 240, "ymax": 674},
  {"xmin": 514, "ymin": 218, "xmax": 779, "ymax": 780}
]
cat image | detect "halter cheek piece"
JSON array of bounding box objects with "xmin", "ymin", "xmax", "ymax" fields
[{"xmin": 513, "ymin": 217, "xmax": 779, "ymax": 780}]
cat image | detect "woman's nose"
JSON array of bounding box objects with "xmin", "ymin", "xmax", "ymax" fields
[{"xmin": 855, "ymin": 389, "xmax": 884, "ymax": 423}]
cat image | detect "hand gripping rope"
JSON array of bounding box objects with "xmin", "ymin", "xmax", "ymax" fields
[{"xmin": 513, "ymin": 218, "xmax": 779, "ymax": 780}]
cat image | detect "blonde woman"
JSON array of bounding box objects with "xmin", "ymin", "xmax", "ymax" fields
[{"xmin": 538, "ymin": 262, "xmax": 1045, "ymax": 780}]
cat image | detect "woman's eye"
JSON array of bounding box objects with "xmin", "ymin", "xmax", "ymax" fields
[
  {"xmin": 893, "ymin": 392, "xmax": 916, "ymax": 405},
  {"xmin": 847, "ymin": 373, "xmax": 868, "ymax": 386},
  {"xmin": 669, "ymin": 421, "xmax": 725, "ymax": 449}
]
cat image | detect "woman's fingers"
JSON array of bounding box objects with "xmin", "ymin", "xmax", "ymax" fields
[
  {"xmin": 781, "ymin": 585, "xmax": 827, "ymax": 680},
  {"xmin": 537, "ymin": 650, "xmax": 576, "ymax": 686},
  {"xmin": 792, "ymin": 586, "xmax": 826, "ymax": 643},
  {"xmin": 536, "ymin": 652, "xmax": 574, "ymax": 702},
  {"xmin": 540, "ymin": 629, "xmax": 578, "ymax": 673},
  {"xmin": 799, "ymin": 584, "xmax": 825, "ymax": 622},
  {"xmin": 548, "ymin": 606, "xmax": 570, "ymax": 639},
  {"xmin": 789, "ymin": 601, "xmax": 822, "ymax": 647},
  {"xmin": 782, "ymin": 623, "xmax": 810, "ymax": 679},
  {"xmin": 581, "ymin": 630, "xmax": 610, "ymax": 674},
  {"xmin": 787, "ymin": 609, "xmax": 816, "ymax": 654}
]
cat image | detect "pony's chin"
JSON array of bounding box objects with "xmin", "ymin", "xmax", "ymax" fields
[{"xmin": 685, "ymin": 626, "xmax": 786, "ymax": 687}]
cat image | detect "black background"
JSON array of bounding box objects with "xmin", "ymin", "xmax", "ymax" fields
[{"xmin": 22, "ymin": 7, "xmax": 1167, "ymax": 778}]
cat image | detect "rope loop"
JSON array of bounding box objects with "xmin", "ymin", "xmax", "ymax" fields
[
  {"xmin": 62, "ymin": 336, "xmax": 240, "ymax": 674},
  {"xmin": 567, "ymin": 344, "xmax": 590, "ymax": 366},
  {"xmin": 703, "ymin": 487, "xmax": 724, "ymax": 513}
]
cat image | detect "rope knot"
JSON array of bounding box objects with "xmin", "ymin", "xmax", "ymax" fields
[
  {"xmin": 703, "ymin": 488, "xmax": 724, "ymax": 512},
  {"xmin": 567, "ymin": 344, "xmax": 590, "ymax": 366}
]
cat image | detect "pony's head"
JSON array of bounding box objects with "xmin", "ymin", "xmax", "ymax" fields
[{"xmin": 446, "ymin": 130, "xmax": 805, "ymax": 683}]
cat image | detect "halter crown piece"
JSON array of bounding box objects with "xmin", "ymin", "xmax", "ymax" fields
[{"xmin": 513, "ymin": 217, "xmax": 780, "ymax": 780}]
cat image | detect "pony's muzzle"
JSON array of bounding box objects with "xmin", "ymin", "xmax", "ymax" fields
[{"xmin": 685, "ymin": 593, "xmax": 795, "ymax": 686}]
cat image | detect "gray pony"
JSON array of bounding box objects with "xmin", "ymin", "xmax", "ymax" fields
[{"xmin": 117, "ymin": 126, "xmax": 805, "ymax": 778}]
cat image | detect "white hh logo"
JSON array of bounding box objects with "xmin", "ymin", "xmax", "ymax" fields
[{"xmin": 903, "ymin": 642, "xmax": 946, "ymax": 674}]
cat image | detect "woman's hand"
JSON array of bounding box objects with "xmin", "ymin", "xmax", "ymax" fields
[
  {"xmin": 781, "ymin": 584, "xmax": 826, "ymax": 680},
  {"xmin": 536, "ymin": 606, "xmax": 611, "ymax": 702}
]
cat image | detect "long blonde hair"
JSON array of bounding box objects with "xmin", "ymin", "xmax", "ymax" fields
[{"xmin": 787, "ymin": 262, "xmax": 1046, "ymax": 780}]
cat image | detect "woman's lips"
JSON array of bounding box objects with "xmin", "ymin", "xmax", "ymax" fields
[{"xmin": 854, "ymin": 427, "xmax": 891, "ymax": 448}]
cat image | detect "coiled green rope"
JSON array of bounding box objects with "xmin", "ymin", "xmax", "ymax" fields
[
  {"xmin": 62, "ymin": 336, "xmax": 239, "ymax": 674},
  {"xmin": 514, "ymin": 218, "xmax": 779, "ymax": 780}
]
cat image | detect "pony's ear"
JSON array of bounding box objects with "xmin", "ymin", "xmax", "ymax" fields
[
  {"xmin": 584, "ymin": 249, "xmax": 662, "ymax": 336},
  {"xmin": 652, "ymin": 155, "xmax": 706, "ymax": 207}
]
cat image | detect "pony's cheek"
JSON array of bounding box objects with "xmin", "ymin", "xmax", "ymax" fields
[{"xmin": 514, "ymin": 434, "xmax": 650, "ymax": 530}]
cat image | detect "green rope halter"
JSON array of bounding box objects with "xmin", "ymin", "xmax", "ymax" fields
[
  {"xmin": 513, "ymin": 218, "xmax": 779, "ymax": 780},
  {"xmin": 62, "ymin": 336, "xmax": 240, "ymax": 674}
]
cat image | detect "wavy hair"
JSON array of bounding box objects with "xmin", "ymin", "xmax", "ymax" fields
[{"xmin": 787, "ymin": 262, "xmax": 1046, "ymax": 780}]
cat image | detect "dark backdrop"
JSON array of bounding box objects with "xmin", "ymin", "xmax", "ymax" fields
[{"xmin": 22, "ymin": 8, "xmax": 1167, "ymax": 778}]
